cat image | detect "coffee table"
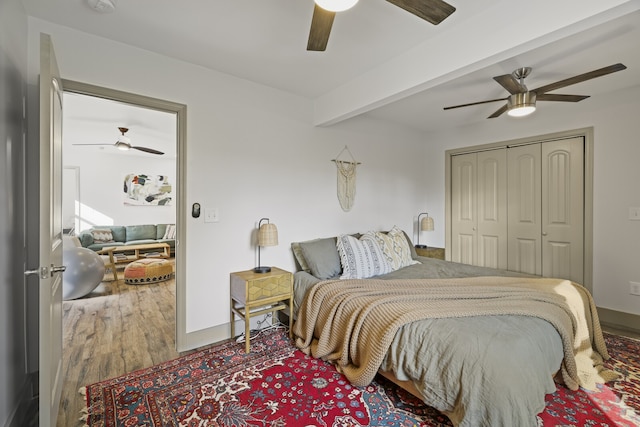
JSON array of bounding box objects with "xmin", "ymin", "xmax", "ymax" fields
[{"xmin": 98, "ymin": 243, "xmax": 171, "ymax": 280}]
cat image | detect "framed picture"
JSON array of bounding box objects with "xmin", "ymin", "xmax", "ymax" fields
[{"xmin": 123, "ymin": 173, "xmax": 173, "ymax": 206}]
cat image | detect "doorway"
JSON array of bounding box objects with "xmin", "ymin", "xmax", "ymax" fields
[{"xmin": 60, "ymin": 79, "xmax": 187, "ymax": 347}]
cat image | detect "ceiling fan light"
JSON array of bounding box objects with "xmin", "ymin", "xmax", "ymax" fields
[
  {"xmin": 507, "ymin": 92, "xmax": 537, "ymax": 117},
  {"xmin": 115, "ymin": 141, "xmax": 131, "ymax": 151},
  {"xmin": 315, "ymin": 0, "xmax": 359, "ymax": 12}
]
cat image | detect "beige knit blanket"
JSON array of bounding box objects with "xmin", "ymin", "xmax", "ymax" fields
[{"xmin": 294, "ymin": 276, "xmax": 618, "ymax": 391}]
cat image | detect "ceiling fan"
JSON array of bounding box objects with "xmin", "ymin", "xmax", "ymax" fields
[
  {"xmin": 73, "ymin": 127, "xmax": 165, "ymax": 155},
  {"xmin": 307, "ymin": 0, "xmax": 456, "ymax": 51},
  {"xmin": 443, "ymin": 63, "xmax": 627, "ymax": 118}
]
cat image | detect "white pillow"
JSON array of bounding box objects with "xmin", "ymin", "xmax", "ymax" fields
[
  {"xmin": 370, "ymin": 226, "xmax": 420, "ymax": 271},
  {"xmin": 337, "ymin": 234, "xmax": 393, "ymax": 279},
  {"xmin": 162, "ymin": 224, "xmax": 176, "ymax": 240},
  {"xmin": 91, "ymin": 229, "xmax": 114, "ymax": 244}
]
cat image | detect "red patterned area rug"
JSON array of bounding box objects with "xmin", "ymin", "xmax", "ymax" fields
[{"xmin": 84, "ymin": 329, "xmax": 640, "ymax": 427}]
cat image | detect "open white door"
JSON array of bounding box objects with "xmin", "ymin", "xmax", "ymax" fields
[{"xmin": 36, "ymin": 33, "xmax": 65, "ymax": 427}]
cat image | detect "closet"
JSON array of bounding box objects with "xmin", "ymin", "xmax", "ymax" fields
[{"xmin": 449, "ymin": 136, "xmax": 585, "ymax": 284}]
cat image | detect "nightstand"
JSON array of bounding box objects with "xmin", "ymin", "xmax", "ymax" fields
[
  {"xmin": 415, "ymin": 246, "xmax": 445, "ymax": 260},
  {"xmin": 230, "ymin": 267, "xmax": 293, "ymax": 353}
]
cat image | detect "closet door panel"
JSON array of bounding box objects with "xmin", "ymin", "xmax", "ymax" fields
[
  {"xmin": 512, "ymin": 238, "xmax": 538, "ymax": 274},
  {"xmin": 451, "ymin": 153, "xmax": 477, "ymax": 264},
  {"xmin": 477, "ymin": 150, "xmax": 507, "ymax": 269},
  {"xmin": 542, "ymin": 137, "xmax": 584, "ymax": 283},
  {"xmin": 507, "ymin": 144, "xmax": 542, "ymax": 275}
]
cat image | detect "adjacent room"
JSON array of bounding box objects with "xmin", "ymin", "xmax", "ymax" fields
[{"xmin": 2, "ymin": 0, "xmax": 640, "ymax": 426}]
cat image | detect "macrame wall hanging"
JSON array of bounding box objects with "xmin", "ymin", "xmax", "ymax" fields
[{"xmin": 332, "ymin": 146, "xmax": 361, "ymax": 212}]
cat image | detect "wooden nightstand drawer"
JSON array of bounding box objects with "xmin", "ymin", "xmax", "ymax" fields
[
  {"xmin": 230, "ymin": 267, "xmax": 292, "ymax": 304},
  {"xmin": 415, "ymin": 247, "xmax": 445, "ymax": 260}
]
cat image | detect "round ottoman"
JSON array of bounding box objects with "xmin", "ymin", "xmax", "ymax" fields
[{"xmin": 124, "ymin": 258, "xmax": 173, "ymax": 285}]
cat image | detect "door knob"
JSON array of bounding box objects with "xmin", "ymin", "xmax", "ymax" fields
[{"xmin": 50, "ymin": 265, "xmax": 67, "ymax": 274}]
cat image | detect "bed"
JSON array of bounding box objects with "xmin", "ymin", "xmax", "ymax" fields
[{"xmin": 290, "ymin": 228, "xmax": 617, "ymax": 427}]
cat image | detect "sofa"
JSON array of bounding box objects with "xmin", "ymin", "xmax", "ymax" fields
[{"xmin": 77, "ymin": 224, "xmax": 176, "ymax": 253}]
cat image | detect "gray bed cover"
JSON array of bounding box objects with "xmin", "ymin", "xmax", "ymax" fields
[{"xmin": 293, "ymin": 256, "xmax": 564, "ymax": 427}]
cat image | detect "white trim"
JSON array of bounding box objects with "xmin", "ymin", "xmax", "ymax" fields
[{"xmin": 60, "ymin": 79, "xmax": 189, "ymax": 350}]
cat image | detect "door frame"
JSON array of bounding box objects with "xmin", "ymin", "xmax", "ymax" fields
[
  {"xmin": 61, "ymin": 79, "xmax": 188, "ymax": 349},
  {"xmin": 444, "ymin": 127, "xmax": 594, "ymax": 292}
]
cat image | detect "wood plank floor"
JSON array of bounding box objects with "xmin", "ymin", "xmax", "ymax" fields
[
  {"xmin": 56, "ymin": 262, "xmax": 639, "ymax": 426},
  {"xmin": 57, "ymin": 259, "xmax": 185, "ymax": 427}
]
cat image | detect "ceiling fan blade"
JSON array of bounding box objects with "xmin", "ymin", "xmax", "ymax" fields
[
  {"xmin": 132, "ymin": 146, "xmax": 164, "ymax": 155},
  {"xmin": 386, "ymin": 0, "xmax": 455, "ymax": 25},
  {"xmin": 536, "ymin": 93, "xmax": 590, "ymax": 102},
  {"xmin": 493, "ymin": 74, "xmax": 527, "ymax": 94},
  {"xmin": 443, "ymin": 97, "xmax": 508, "ymax": 110},
  {"xmin": 307, "ymin": 4, "xmax": 335, "ymax": 51},
  {"xmin": 533, "ymin": 63, "xmax": 627, "ymax": 94},
  {"xmin": 488, "ymin": 104, "xmax": 509, "ymax": 119}
]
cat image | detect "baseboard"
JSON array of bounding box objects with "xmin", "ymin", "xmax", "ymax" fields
[
  {"xmin": 178, "ymin": 323, "xmax": 231, "ymax": 352},
  {"xmin": 597, "ymin": 306, "xmax": 640, "ymax": 334},
  {"xmin": 178, "ymin": 318, "xmax": 274, "ymax": 352}
]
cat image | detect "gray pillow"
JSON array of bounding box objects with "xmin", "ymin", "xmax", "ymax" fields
[{"xmin": 299, "ymin": 237, "xmax": 341, "ymax": 280}]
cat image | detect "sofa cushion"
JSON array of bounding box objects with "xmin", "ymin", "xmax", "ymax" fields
[
  {"xmin": 101, "ymin": 226, "xmax": 126, "ymax": 242},
  {"xmin": 125, "ymin": 239, "xmax": 157, "ymax": 246},
  {"xmin": 87, "ymin": 241, "xmax": 124, "ymax": 252},
  {"xmin": 156, "ymin": 224, "xmax": 169, "ymax": 239},
  {"xmin": 79, "ymin": 232, "xmax": 94, "ymax": 247},
  {"xmin": 125, "ymin": 225, "xmax": 157, "ymax": 242}
]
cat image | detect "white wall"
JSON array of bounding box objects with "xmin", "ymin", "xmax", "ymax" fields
[
  {"xmin": 27, "ymin": 20, "xmax": 429, "ymax": 337},
  {"xmin": 423, "ymin": 85, "xmax": 640, "ymax": 317},
  {"xmin": 64, "ymin": 148, "xmax": 177, "ymax": 230}
]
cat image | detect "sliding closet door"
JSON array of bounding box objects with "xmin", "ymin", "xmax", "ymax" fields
[
  {"xmin": 541, "ymin": 137, "xmax": 584, "ymax": 283},
  {"xmin": 507, "ymin": 144, "xmax": 542, "ymax": 275}
]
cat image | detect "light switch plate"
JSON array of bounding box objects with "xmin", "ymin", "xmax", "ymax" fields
[
  {"xmin": 204, "ymin": 208, "xmax": 219, "ymax": 223},
  {"xmin": 629, "ymin": 207, "xmax": 640, "ymax": 221}
]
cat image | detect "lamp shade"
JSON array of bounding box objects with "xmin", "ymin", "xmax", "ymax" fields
[
  {"xmin": 416, "ymin": 212, "xmax": 434, "ymax": 249},
  {"xmin": 420, "ymin": 215, "xmax": 435, "ymax": 232},
  {"xmin": 255, "ymin": 218, "xmax": 278, "ymax": 273},
  {"xmin": 258, "ymin": 222, "xmax": 278, "ymax": 247}
]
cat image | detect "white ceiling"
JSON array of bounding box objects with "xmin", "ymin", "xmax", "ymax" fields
[
  {"xmin": 23, "ymin": 0, "xmax": 640, "ymax": 139},
  {"xmin": 62, "ymin": 92, "xmax": 177, "ymax": 158}
]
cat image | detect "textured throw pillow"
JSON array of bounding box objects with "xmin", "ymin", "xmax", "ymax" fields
[
  {"xmin": 337, "ymin": 234, "xmax": 393, "ymax": 279},
  {"xmin": 91, "ymin": 229, "xmax": 114, "ymax": 244},
  {"xmin": 299, "ymin": 238, "xmax": 341, "ymax": 280},
  {"xmin": 163, "ymin": 224, "xmax": 176, "ymax": 240},
  {"xmin": 372, "ymin": 226, "xmax": 420, "ymax": 271}
]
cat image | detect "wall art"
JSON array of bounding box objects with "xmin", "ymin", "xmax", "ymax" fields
[{"xmin": 123, "ymin": 173, "xmax": 173, "ymax": 206}]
